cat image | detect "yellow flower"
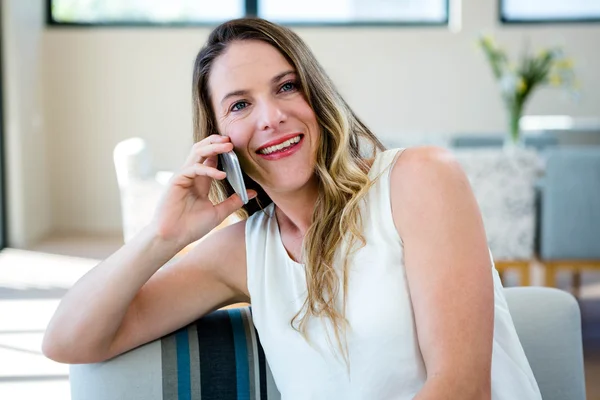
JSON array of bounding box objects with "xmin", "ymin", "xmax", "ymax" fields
[
  {"xmin": 517, "ymin": 78, "xmax": 527, "ymax": 94},
  {"xmin": 549, "ymin": 74, "xmax": 562, "ymax": 86},
  {"xmin": 481, "ymin": 35, "xmax": 495, "ymax": 48},
  {"xmin": 555, "ymin": 58, "xmax": 574, "ymax": 69}
]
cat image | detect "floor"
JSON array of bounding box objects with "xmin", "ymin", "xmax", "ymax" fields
[{"xmin": 0, "ymin": 233, "xmax": 599, "ymax": 399}]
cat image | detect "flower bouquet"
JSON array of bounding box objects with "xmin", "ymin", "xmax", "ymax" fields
[{"xmin": 478, "ymin": 35, "xmax": 578, "ymax": 149}]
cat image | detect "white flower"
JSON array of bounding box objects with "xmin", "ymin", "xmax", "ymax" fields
[{"xmin": 500, "ymin": 73, "xmax": 518, "ymax": 97}]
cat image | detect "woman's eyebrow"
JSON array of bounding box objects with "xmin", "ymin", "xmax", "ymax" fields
[
  {"xmin": 220, "ymin": 70, "xmax": 296, "ymax": 106},
  {"xmin": 271, "ymin": 70, "xmax": 295, "ymax": 84},
  {"xmin": 221, "ymin": 89, "xmax": 249, "ymax": 106}
]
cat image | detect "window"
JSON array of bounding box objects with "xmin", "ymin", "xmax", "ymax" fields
[
  {"xmin": 259, "ymin": 0, "xmax": 448, "ymax": 24},
  {"xmin": 0, "ymin": 0, "xmax": 6, "ymax": 250},
  {"xmin": 49, "ymin": 0, "xmax": 245, "ymax": 25},
  {"xmin": 501, "ymin": 0, "xmax": 600, "ymax": 23},
  {"xmin": 48, "ymin": 0, "xmax": 449, "ymax": 26}
]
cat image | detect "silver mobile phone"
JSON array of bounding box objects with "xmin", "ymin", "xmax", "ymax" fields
[{"xmin": 219, "ymin": 151, "xmax": 249, "ymax": 204}]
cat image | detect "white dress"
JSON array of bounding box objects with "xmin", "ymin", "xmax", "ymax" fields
[{"xmin": 245, "ymin": 148, "xmax": 542, "ymax": 400}]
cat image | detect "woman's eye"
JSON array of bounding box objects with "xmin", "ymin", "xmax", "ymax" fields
[
  {"xmin": 280, "ymin": 81, "xmax": 297, "ymax": 93},
  {"xmin": 231, "ymin": 101, "xmax": 248, "ymax": 112}
]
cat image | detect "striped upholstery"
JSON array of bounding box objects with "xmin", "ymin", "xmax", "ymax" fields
[
  {"xmin": 161, "ymin": 307, "xmax": 280, "ymax": 400},
  {"xmin": 69, "ymin": 306, "xmax": 280, "ymax": 400}
]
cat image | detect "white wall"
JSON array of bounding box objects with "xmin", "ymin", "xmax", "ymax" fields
[
  {"xmin": 11, "ymin": 0, "xmax": 600, "ymax": 239},
  {"xmin": 2, "ymin": 0, "xmax": 51, "ymax": 248}
]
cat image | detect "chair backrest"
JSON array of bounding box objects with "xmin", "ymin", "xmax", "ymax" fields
[
  {"xmin": 451, "ymin": 133, "xmax": 558, "ymax": 151},
  {"xmin": 70, "ymin": 307, "xmax": 282, "ymax": 400},
  {"xmin": 70, "ymin": 288, "xmax": 584, "ymax": 400},
  {"xmin": 539, "ymin": 146, "xmax": 600, "ymax": 260},
  {"xmin": 113, "ymin": 137, "xmax": 154, "ymax": 187},
  {"xmin": 113, "ymin": 137, "xmax": 167, "ymax": 242},
  {"xmin": 452, "ymin": 134, "xmax": 504, "ymax": 148},
  {"xmin": 504, "ymin": 287, "xmax": 586, "ymax": 400}
]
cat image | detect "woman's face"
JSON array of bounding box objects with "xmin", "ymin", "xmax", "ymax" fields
[{"xmin": 208, "ymin": 40, "xmax": 320, "ymax": 196}]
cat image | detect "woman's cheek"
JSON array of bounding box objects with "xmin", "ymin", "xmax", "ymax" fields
[
  {"xmin": 222, "ymin": 120, "xmax": 255, "ymax": 172},
  {"xmin": 223, "ymin": 113, "xmax": 250, "ymax": 137},
  {"xmin": 224, "ymin": 124, "xmax": 245, "ymax": 149}
]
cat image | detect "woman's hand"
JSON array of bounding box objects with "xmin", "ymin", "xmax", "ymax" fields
[{"xmin": 150, "ymin": 134, "xmax": 256, "ymax": 247}]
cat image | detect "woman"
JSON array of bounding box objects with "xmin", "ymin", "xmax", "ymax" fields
[{"xmin": 43, "ymin": 18, "xmax": 541, "ymax": 399}]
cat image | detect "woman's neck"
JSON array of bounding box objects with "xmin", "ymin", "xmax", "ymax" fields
[
  {"xmin": 269, "ymin": 182, "xmax": 319, "ymax": 237},
  {"xmin": 266, "ymin": 156, "xmax": 375, "ymax": 237}
]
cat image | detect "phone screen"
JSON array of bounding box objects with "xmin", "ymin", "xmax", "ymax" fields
[{"xmin": 219, "ymin": 151, "xmax": 249, "ymax": 204}]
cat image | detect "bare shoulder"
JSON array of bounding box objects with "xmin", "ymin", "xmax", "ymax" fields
[
  {"xmin": 184, "ymin": 218, "xmax": 249, "ymax": 299},
  {"xmin": 392, "ymin": 146, "xmax": 460, "ymax": 174},
  {"xmin": 389, "ymin": 146, "xmax": 477, "ymax": 240},
  {"xmin": 390, "ymin": 146, "xmax": 466, "ymax": 195}
]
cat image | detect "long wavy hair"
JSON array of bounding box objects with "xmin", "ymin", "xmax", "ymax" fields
[{"xmin": 192, "ymin": 18, "xmax": 386, "ymax": 363}]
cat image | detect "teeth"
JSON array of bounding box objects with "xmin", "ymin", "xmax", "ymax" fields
[{"xmin": 259, "ymin": 135, "xmax": 301, "ymax": 155}]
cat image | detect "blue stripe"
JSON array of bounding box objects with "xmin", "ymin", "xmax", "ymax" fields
[
  {"xmin": 175, "ymin": 328, "xmax": 191, "ymax": 400},
  {"xmin": 229, "ymin": 308, "xmax": 251, "ymax": 400}
]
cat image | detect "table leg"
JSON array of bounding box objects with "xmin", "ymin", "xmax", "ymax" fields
[{"xmin": 545, "ymin": 263, "xmax": 557, "ymax": 287}]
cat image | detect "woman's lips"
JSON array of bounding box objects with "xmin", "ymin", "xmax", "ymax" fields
[{"xmin": 256, "ymin": 135, "xmax": 304, "ymax": 161}]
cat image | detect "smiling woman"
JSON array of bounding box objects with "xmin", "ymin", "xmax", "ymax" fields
[
  {"xmin": 43, "ymin": 17, "xmax": 542, "ymax": 400},
  {"xmin": 192, "ymin": 22, "xmax": 387, "ymax": 362}
]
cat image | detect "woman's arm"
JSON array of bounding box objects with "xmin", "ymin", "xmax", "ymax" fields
[
  {"xmin": 390, "ymin": 147, "xmax": 494, "ymax": 400},
  {"xmin": 42, "ymin": 222, "xmax": 248, "ymax": 364},
  {"xmin": 43, "ymin": 135, "xmax": 252, "ymax": 364}
]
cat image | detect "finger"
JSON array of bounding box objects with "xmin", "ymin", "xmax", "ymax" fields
[
  {"xmin": 199, "ymin": 134, "xmax": 230, "ymax": 146},
  {"xmin": 186, "ymin": 142, "xmax": 233, "ymax": 166},
  {"xmin": 203, "ymin": 155, "xmax": 218, "ymax": 168},
  {"xmin": 214, "ymin": 190, "xmax": 258, "ymax": 221},
  {"xmin": 199, "ymin": 136, "xmax": 228, "ymax": 167},
  {"xmin": 207, "ymin": 134, "xmax": 230, "ymax": 144},
  {"xmin": 183, "ymin": 135, "xmax": 230, "ymax": 166},
  {"xmin": 174, "ymin": 163, "xmax": 226, "ymax": 187},
  {"xmin": 195, "ymin": 135, "xmax": 230, "ymax": 153}
]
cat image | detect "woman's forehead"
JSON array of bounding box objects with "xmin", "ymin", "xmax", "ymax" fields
[{"xmin": 209, "ymin": 41, "xmax": 294, "ymax": 95}]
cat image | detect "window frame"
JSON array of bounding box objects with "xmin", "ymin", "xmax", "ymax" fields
[
  {"xmin": 46, "ymin": 0, "xmax": 450, "ymax": 28},
  {"xmin": 0, "ymin": 0, "xmax": 7, "ymax": 250},
  {"xmin": 499, "ymin": 0, "xmax": 600, "ymax": 24}
]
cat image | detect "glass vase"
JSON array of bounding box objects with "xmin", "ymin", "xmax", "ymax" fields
[{"xmin": 504, "ymin": 104, "xmax": 525, "ymax": 153}]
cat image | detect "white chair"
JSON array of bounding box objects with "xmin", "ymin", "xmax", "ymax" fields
[
  {"xmin": 69, "ymin": 287, "xmax": 586, "ymax": 400},
  {"xmin": 113, "ymin": 138, "xmax": 170, "ymax": 243},
  {"xmin": 504, "ymin": 287, "xmax": 586, "ymax": 400}
]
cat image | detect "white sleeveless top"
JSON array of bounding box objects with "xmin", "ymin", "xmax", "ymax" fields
[{"xmin": 245, "ymin": 148, "xmax": 541, "ymax": 400}]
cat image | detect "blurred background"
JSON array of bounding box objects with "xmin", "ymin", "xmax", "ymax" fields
[{"xmin": 0, "ymin": 0, "xmax": 599, "ymax": 398}]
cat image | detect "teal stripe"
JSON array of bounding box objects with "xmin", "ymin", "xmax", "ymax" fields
[
  {"xmin": 229, "ymin": 308, "xmax": 250, "ymax": 400},
  {"xmin": 176, "ymin": 328, "xmax": 192, "ymax": 400}
]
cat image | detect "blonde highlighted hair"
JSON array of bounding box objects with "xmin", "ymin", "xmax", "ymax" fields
[{"xmin": 192, "ymin": 18, "xmax": 386, "ymax": 363}]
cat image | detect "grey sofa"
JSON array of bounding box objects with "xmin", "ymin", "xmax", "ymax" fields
[{"xmin": 70, "ymin": 287, "xmax": 586, "ymax": 400}]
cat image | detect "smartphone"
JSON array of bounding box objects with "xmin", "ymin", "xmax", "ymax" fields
[{"xmin": 219, "ymin": 151, "xmax": 249, "ymax": 204}]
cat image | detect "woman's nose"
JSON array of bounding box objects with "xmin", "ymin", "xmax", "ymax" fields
[{"xmin": 257, "ymin": 98, "xmax": 287, "ymax": 131}]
